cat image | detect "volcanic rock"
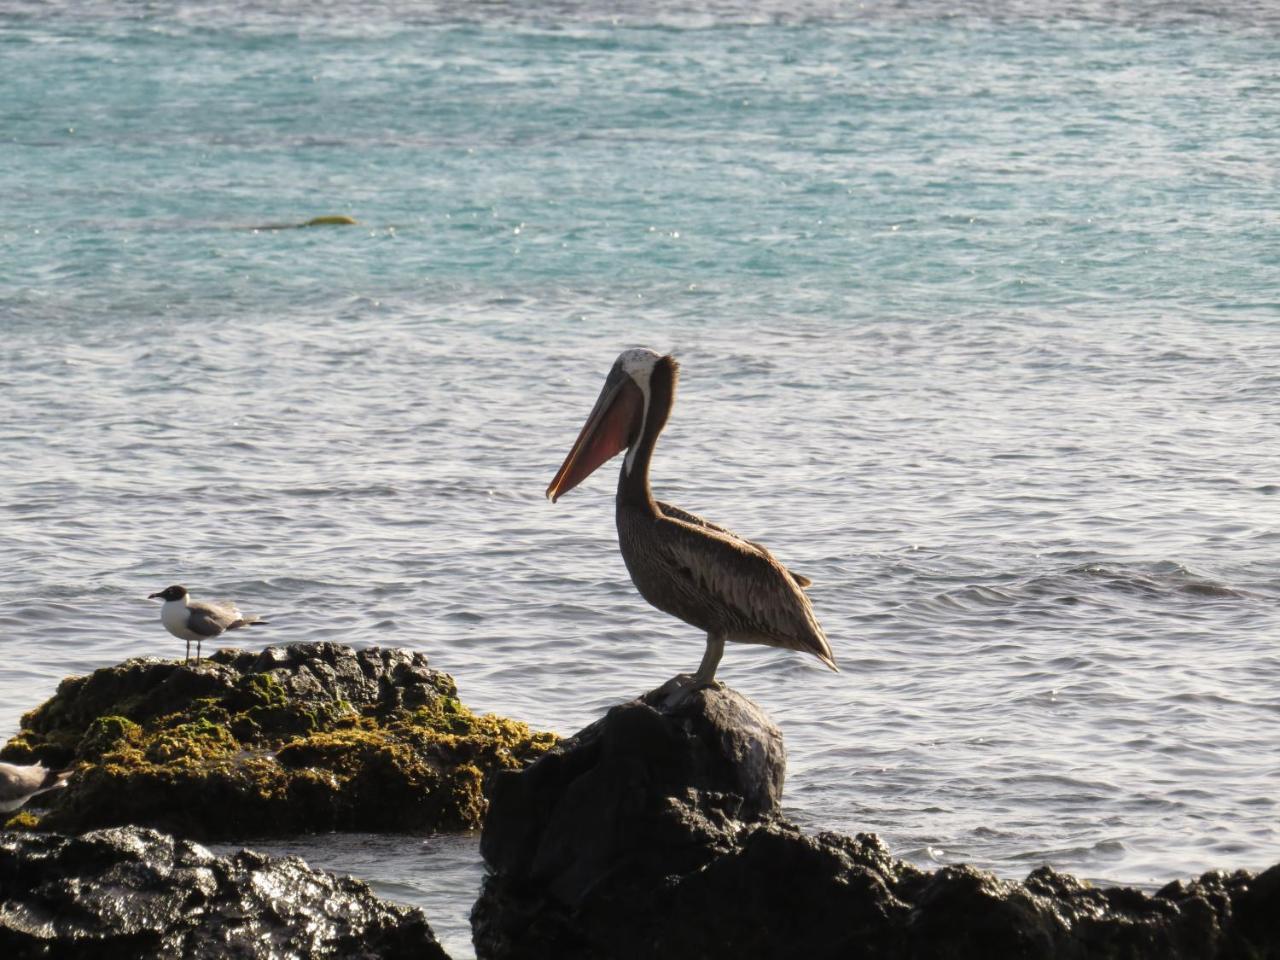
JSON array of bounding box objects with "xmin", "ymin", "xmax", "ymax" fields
[
  {"xmin": 472, "ymin": 684, "xmax": 1280, "ymax": 960},
  {"xmin": 0, "ymin": 824, "xmax": 448, "ymax": 959},
  {"xmin": 473, "ymin": 685, "xmax": 785, "ymax": 956}
]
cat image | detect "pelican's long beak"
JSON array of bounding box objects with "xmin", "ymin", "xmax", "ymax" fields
[{"xmin": 546, "ymin": 366, "xmax": 645, "ymax": 502}]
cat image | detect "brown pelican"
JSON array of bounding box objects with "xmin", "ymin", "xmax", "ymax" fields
[{"xmin": 546, "ymin": 348, "xmax": 836, "ymax": 697}]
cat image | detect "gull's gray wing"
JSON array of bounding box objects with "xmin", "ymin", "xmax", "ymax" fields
[{"xmin": 186, "ymin": 599, "xmax": 242, "ymax": 636}]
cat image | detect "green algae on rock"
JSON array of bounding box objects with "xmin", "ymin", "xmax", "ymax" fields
[
  {"xmin": 2, "ymin": 809, "xmax": 40, "ymax": 831},
  {"xmin": 0, "ymin": 642, "xmax": 555, "ymax": 841}
]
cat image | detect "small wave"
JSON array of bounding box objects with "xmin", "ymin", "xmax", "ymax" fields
[
  {"xmin": 1016, "ymin": 838, "xmax": 1128, "ymax": 863},
  {"xmin": 281, "ymin": 483, "xmax": 402, "ymax": 500},
  {"xmin": 1065, "ymin": 563, "xmax": 1251, "ymax": 601}
]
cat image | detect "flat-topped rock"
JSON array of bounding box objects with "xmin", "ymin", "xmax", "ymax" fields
[
  {"xmin": 1, "ymin": 642, "xmax": 556, "ymax": 840},
  {"xmin": 0, "ymin": 825, "xmax": 449, "ymax": 959}
]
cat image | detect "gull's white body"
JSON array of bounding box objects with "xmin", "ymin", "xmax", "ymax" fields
[{"xmin": 161, "ymin": 595, "xmax": 216, "ymax": 643}]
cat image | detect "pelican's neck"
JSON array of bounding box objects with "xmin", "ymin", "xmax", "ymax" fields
[{"xmin": 617, "ymin": 360, "xmax": 675, "ymax": 513}]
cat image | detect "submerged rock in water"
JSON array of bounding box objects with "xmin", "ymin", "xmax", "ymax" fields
[
  {"xmin": 241, "ymin": 214, "xmax": 360, "ymax": 230},
  {"xmin": 1, "ymin": 642, "xmax": 556, "ymax": 839},
  {"xmin": 473, "ymin": 684, "xmax": 1280, "ymax": 960},
  {"xmin": 0, "ymin": 825, "xmax": 449, "ymax": 959}
]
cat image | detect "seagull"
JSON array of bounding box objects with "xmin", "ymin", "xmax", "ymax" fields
[
  {"xmin": 0, "ymin": 761, "xmax": 71, "ymax": 813},
  {"xmin": 147, "ymin": 584, "xmax": 269, "ymax": 664}
]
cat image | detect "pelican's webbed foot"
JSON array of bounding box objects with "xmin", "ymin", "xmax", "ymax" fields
[{"xmin": 656, "ymin": 673, "xmax": 725, "ymax": 710}]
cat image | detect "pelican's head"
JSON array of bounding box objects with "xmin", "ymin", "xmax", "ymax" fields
[{"xmin": 546, "ymin": 348, "xmax": 678, "ymax": 502}]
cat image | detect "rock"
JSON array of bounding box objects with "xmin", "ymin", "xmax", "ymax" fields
[
  {"xmin": 474, "ymin": 685, "xmax": 785, "ymax": 957},
  {"xmin": 242, "ymin": 215, "xmax": 359, "ymax": 230},
  {"xmin": 1, "ymin": 642, "xmax": 556, "ymax": 840},
  {"xmin": 0, "ymin": 825, "xmax": 449, "ymax": 959},
  {"xmin": 473, "ymin": 685, "xmax": 1280, "ymax": 960}
]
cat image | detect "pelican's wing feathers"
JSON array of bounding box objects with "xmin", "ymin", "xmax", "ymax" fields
[
  {"xmin": 656, "ymin": 500, "xmax": 813, "ymax": 588},
  {"xmin": 651, "ymin": 511, "xmax": 836, "ymax": 670}
]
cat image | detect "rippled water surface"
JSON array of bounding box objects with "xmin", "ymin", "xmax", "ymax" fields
[{"xmin": 2, "ymin": 1, "xmax": 1278, "ymax": 955}]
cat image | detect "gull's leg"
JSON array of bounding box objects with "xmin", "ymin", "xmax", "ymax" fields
[
  {"xmin": 185, "ymin": 639, "xmax": 191, "ymax": 665},
  {"xmin": 196, "ymin": 638, "xmax": 202, "ymax": 665}
]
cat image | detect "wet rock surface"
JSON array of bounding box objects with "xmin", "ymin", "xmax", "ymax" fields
[
  {"xmin": 0, "ymin": 825, "xmax": 449, "ymax": 959},
  {"xmin": 473, "ymin": 685, "xmax": 786, "ymax": 957},
  {"xmin": 1, "ymin": 642, "xmax": 555, "ymax": 839},
  {"xmin": 473, "ymin": 685, "xmax": 1280, "ymax": 960}
]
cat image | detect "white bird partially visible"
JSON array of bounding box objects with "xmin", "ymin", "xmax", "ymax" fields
[{"xmin": 0, "ymin": 761, "xmax": 71, "ymax": 813}]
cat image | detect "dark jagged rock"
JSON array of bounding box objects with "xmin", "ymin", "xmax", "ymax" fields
[
  {"xmin": 0, "ymin": 825, "xmax": 449, "ymax": 959},
  {"xmin": 1, "ymin": 642, "xmax": 555, "ymax": 839},
  {"xmin": 474, "ymin": 685, "xmax": 786, "ymax": 956},
  {"xmin": 481, "ymin": 685, "xmax": 783, "ymax": 899},
  {"xmin": 473, "ymin": 685, "xmax": 1280, "ymax": 960}
]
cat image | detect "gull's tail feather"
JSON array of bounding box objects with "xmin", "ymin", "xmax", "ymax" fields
[{"xmin": 35, "ymin": 766, "xmax": 72, "ymax": 797}]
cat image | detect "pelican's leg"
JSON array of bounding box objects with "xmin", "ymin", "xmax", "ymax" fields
[
  {"xmin": 692, "ymin": 634, "xmax": 725, "ymax": 688},
  {"xmin": 660, "ymin": 634, "xmax": 726, "ymax": 708}
]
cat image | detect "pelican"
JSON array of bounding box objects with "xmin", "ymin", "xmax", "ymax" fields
[{"xmin": 546, "ymin": 348, "xmax": 836, "ymax": 697}]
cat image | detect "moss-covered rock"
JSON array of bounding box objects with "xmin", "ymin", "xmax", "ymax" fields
[{"xmin": 1, "ymin": 642, "xmax": 556, "ymax": 840}]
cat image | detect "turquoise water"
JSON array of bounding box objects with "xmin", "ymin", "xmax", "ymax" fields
[{"xmin": 2, "ymin": 3, "xmax": 1278, "ymax": 956}]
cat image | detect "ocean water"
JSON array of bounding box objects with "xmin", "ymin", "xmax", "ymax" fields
[{"xmin": 2, "ymin": 0, "xmax": 1278, "ymax": 955}]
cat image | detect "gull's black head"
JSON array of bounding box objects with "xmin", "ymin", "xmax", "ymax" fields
[{"xmin": 148, "ymin": 585, "xmax": 188, "ymax": 602}]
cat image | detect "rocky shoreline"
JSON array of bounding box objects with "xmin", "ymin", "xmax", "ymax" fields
[
  {"xmin": 473, "ymin": 685, "xmax": 1280, "ymax": 960},
  {"xmin": 3, "ymin": 644, "xmax": 1278, "ymax": 959}
]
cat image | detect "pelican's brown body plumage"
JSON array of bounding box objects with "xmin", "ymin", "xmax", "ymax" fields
[{"xmin": 547, "ymin": 348, "xmax": 836, "ymax": 692}]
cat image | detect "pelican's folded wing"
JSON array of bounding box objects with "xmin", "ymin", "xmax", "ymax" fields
[
  {"xmin": 652, "ymin": 513, "xmax": 835, "ymax": 670},
  {"xmin": 656, "ymin": 500, "xmax": 813, "ymax": 588}
]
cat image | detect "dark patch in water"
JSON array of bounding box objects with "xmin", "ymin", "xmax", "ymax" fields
[{"xmin": 1068, "ymin": 563, "xmax": 1249, "ymax": 601}]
